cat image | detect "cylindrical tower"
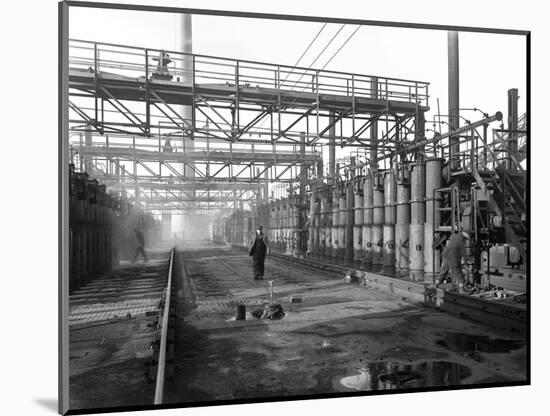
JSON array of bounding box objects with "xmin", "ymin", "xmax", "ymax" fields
[
  {"xmin": 424, "ymin": 158, "xmax": 443, "ymax": 283},
  {"xmin": 395, "ymin": 167, "xmax": 411, "ymax": 276},
  {"xmin": 362, "ymin": 172, "xmax": 374, "ymax": 266},
  {"xmin": 353, "ymin": 176, "xmax": 364, "ymax": 262},
  {"xmin": 383, "ymin": 170, "xmax": 397, "ymax": 269},
  {"xmin": 409, "ymin": 161, "xmax": 426, "ymax": 281},
  {"xmin": 372, "ymin": 172, "xmax": 384, "ymax": 266}
]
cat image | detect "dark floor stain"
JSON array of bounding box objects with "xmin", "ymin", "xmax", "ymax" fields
[{"xmin": 335, "ymin": 360, "xmax": 471, "ymax": 391}]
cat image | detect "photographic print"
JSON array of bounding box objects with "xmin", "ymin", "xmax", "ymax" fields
[{"xmin": 59, "ymin": 2, "xmax": 529, "ymax": 414}]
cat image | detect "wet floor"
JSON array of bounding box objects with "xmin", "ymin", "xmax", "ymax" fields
[
  {"xmin": 165, "ymin": 243, "xmax": 527, "ymax": 404},
  {"xmin": 436, "ymin": 333, "xmax": 526, "ymax": 361},
  {"xmin": 335, "ymin": 360, "xmax": 471, "ymax": 391}
]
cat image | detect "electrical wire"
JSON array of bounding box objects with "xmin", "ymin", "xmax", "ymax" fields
[{"xmin": 319, "ymin": 25, "xmax": 361, "ymax": 71}]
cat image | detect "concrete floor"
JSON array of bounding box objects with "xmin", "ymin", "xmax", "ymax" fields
[{"xmin": 165, "ymin": 243, "xmax": 527, "ymax": 404}]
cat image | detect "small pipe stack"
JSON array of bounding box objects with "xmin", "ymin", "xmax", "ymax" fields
[
  {"xmin": 409, "ymin": 161, "xmax": 426, "ymax": 281},
  {"xmin": 324, "ymin": 185, "xmax": 333, "ymax": 258}
]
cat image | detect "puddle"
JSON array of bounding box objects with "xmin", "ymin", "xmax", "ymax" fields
[
  {"xmin": 335, "ymin": 361, "xmax": 471, "ymax": 391},
  {"xmin": 436, "ymin": 333, "xmax": 525, "ymax": 358}
]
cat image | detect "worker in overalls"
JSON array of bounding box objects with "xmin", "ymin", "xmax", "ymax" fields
[
  {"xmin": 435, "ymin": 230, "xmax": 469, "ymax": 293},
  {"xmin": 248, "ymin": 225, "xmax": 271, "ymax": 280}
]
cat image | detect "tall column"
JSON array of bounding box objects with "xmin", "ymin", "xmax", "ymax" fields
[
  {"xmin": 175, "ymin": 14, "xmax": 194, "ymax": 233},
  {"xmin": 448, "ymin": 31, "xmax": 460, "ymax": 170},
  {"xmin": 508, "ymin": 88, "xmax": 519, "ymax": 170},
  {"xmin": 372, "ymin": 172, "xmax": 384, "ymax": 266},
  {"xmin": 331, "ymin": 184, "xmax": 339, "ymax": 259},
  {"xmin": 395, "ymin": 167, "xmax": 410, "ymax": 276},
  {"xmin": 84, "ymin": 125, "xmax": 93, "ymax": 174},
  {"xmin": 328, "ymin": 112, "xmax": 336, "ymax": 180},
  {"xmin": 324, "ymin": 185, "xmax": 333, "ymax": 257},
  {"xmin": 409, "ymin": 161, "xmax": 426, "ymax": 281},
  {"xmin": 345, "ymin": 180, "xmax": 355, "ymax": 264},
  {"xmin": 362, "ymin": 172, "xmax": 374, "ymax": 266},
  {"xmin": 353, "ymin": 176, "xmax": 364, "ymax": 262},
  {"xmin": 338, "ymin": 183, "xmax": 347, "ymax": 261},
  {"xmin": 383, "ymin": 170, "xmax": 396, "ymax": 269},
  {"xmin": 424, "ymin": 158, "xmax": 443, "ymax": 283},
  {"xmin": 369, "ymin": 77, "xmax": 379, "ymax": 171}
]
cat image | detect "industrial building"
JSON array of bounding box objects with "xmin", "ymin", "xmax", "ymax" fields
[{"xmin": 60, "ymin": 7, "xmax": 527, "ymax": 413}]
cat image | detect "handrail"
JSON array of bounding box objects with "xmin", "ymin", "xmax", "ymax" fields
[
  {"xmin": 68, "ymin": 38, "xmax": 429, "ymax": 107},
  {"xmin": 154, "ymin": 247, "xmax": 175, "ymax": 405},
  {"xmin": 69, "ymin": 38, "xmax": 431, "ymax": 88}
]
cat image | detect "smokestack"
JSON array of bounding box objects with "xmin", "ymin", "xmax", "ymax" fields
[{"xmin": 448, "ymin": 31, "xmax": 460, "ymax": 169}]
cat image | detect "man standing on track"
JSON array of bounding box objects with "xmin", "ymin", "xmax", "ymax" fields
[
  {"xmin": 248, "ymin": 225, "xmax": 271, "ymax": 280},
  {"xmin": 132, "ymin": 226, "xmax": 148, "ymax": 264}
]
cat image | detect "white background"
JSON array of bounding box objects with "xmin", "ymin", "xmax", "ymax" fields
[{"xmin": 0, "ymin": 0, "xmax": 547, "ymax": 415}]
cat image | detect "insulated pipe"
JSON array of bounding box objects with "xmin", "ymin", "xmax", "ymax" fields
[
  {"xmin": 372, "ymin": 173, "xmax": 384, "ymax": 265},
  {"xmin": 383, "ymin": 171, "xmax": 397, "ymax": 268},
  {"xmin": 345, "ymin": 181, "xmax": 355, "ymax": 263},
  {"xmin": 309, "ymin": 188, "xmax": 320, "ymax": 256},
  {"xmin": 353, "ymin": 177, "xmax": 364, "ymax": 261},
  {"xmin": 325, "ymin": 186, "xmax": 333, "ymax": 257},
  {"xmin": 369, "ymin": 77, "xmax": 379, "ymax": 171},
  {"xmin": 424, "ymin": 158, "xmax": 443, "ymax": 282},
  {"xmin": 338, "ymin": 184, "xmax": 347, "ymax": 261},
  {"xmin": 409, "ymin": 162, "xmax": 425, "ymax": 281},
  {"xmin": 328, "ymin": 112, "xmax": 336, "ymax": 179},
  {"xmin": 331, "ymin": 185, "xmax": 339, "ymax": 259},
  {"xmin": 319, "ymin": 188, "xmax": 327, "ymax": 257},
  {"xmin": 395, "ymin": 179, "xmax": 410, "ymax": 275},
  {"xmin": 362, "ymin": 173, "xmax": 374, "ymax": 265}
]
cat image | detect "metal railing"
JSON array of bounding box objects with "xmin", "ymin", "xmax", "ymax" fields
[
  {"xmin": 69, "ymin": 39, "xmax": 430, "ymax": 107},
  {"xmin": 154, "ymin": 247, "xmax": 175, "ymax": 405}
]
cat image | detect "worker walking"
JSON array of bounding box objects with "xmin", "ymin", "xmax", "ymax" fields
[
  {"xmin": 248, "ymin": 225, "xmax": 271, "ymax": 280},
  {"xmin": 435, "ymin": 230, "xmax": 468, "ymax": 293},
  {"xmin": 132, "ymin": 226, "xmax": 148, "ymax": 263}
]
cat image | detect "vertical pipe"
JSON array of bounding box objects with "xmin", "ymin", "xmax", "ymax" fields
[
  {"xmin": 345, "ymin": 181, "xmax": 355, "ymax": 263},
  {"xmin": 383, "ymin": 170, "xmax": 397, "ymax": 269},
  {"xmin": 370, "ymin": 77, "xmax": 379, "ymax": 171},
  {"xmin": 175, "ymin": 13, "xmax": 194, "ymax": 232},
  {"xmin": 424, "ymin": 158, "xmax": 443, "ymax": 283},
  {"xmin": 372, "ymin": 172, "xmax": 384, "ymax": 266},
  {"xmin": 362, "ymin": 172, "xmax": 374, "ymax": 265},
  {"xmin": 325, "ymin": 185, "xmax": 333, "ymax": 257},
  {"xmin": 353, "ymin": 176, "xmax": 364, "ymax": 262},
  {"xmin": 331, "ymin": 184, "xmax": 339, "ymax": 259},
  {"xmin": 409, "ymin": 161, "xmax": 425, "ymax": 281},
  {"xmin": 319, "ymin": 187, "xmax": 327, "ymax": 257},
  {"xmin": 448, "ymin": 31, "xmax": 460, "ymax": 170},
  {"xmin": 338, "ymin": 183, "xmax": 347, "ymax": 261},
  {"xmin": 328, "ymin": 112, "xmax": 336, "ymax": 180},
  {"xmin": 396, "ymin": 169, "xmax": 410, "ymax": 275},
  {"xmin": 508, "ymin": 88, "xmax": 519, "ymax": 170}
]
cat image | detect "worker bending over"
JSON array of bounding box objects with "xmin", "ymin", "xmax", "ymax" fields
[{"xmin": 435, "ymin": 230, "xmax": 469, "ymax": 293}]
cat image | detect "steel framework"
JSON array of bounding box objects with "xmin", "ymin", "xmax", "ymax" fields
[{"xmin": 68, "ymin": 39, "xmax": 431, "ymax": 212}]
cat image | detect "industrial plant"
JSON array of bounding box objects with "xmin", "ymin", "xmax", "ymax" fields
[{"xmin": 61, "ymin": 6, "xmax": 528, "ymax": 413}]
